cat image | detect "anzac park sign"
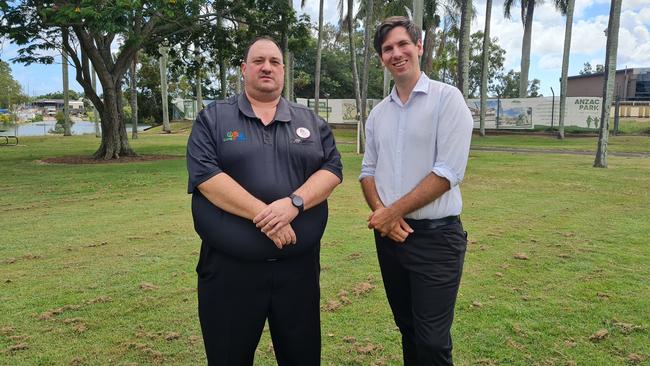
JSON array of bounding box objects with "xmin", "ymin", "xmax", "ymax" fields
[
  {"xmin": 465, "ymin": 97, "xmax": 603, "ymax": 129},
  {"xmin": 297, "ymin": 97, "xmax": 603, "ymax": 129}
]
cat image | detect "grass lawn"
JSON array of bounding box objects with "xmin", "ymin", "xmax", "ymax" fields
[{"xmin": 1, "ymin": 130, "xmax": 648, "ymax": 365}]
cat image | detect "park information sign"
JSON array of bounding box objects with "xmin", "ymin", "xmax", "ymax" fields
[
  {"xmin": 297, "ymin": 98, "xmax": 381, "ymax": 123},
  {"xmin": 465, "ymin": 97, "xmax": 603, "ymax": 129},
  {"xmin": 297, "ymin": 96, "xmax": 602, "ymax": 129}
]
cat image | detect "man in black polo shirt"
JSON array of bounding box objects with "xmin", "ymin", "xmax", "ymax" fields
[{"xmin": 186, "ymin": 36, "xmax": 342, "ymax": 366}]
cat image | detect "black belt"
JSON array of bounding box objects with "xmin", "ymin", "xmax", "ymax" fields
[{"xmin": 404, "ymin": 216, "xmax": 460, "ymax": 230}]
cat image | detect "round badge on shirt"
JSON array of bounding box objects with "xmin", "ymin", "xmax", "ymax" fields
[{"xmin": 296, "ymin": 127, "xmax": 311, "ymax": 139}]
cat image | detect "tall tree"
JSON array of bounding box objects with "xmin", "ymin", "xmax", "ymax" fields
[
  {"xmin": 457, "ymin": 0, "xmax": 472, "ymax": 97},
  {"xmin": 1, "ymin": 1, "xmax": 302, "ymax": 158},
  {"xmin": 0, "ymin": 61, "xmax": 27, "ymax": 108},
  {"xmin": 340, "ymin": 0, "xmax": 362, "ymax": 124},
  {"xmin": 594, "ymin": 0, "xmax": 622, "ymax": 168},
  {"xmin": 504, "ymin": 0, "xmax": 536, "ymax": 98},
  {"xmin": 0, "ymin": 1, "xmax": 209, "ymax": 158},
  {"xmin": 359, "ymin": 0, "xmax": 374, "ymax": 153},
  {"xmin": 479, "ymin": 0, "xmax": 492, "ymax": 137},
  {"xmin": 62, "ymin": 42, "xmax": 71, "ymax": 136},
  {"xmin": 130, "ymin": 54, "xmax": 138, "ymax": 139},
  {"xmin": 314, "ymin": 0, "xmax": 325, "ymax": 114},
  {"xmin": 557, "ymin": 0, "xmax": 574, "ymax": 139}
]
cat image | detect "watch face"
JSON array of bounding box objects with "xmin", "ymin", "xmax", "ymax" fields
[{"xmin": 292, "ymin": 195, "xmax": 303, "ymax": 207}]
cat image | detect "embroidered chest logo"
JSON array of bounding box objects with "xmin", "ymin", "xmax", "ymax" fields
[{"xmin": 223, "ymin": 130, "xmax": 247, "ymax": 142}]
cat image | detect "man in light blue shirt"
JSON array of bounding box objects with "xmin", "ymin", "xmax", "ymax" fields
[{"xmin": 360, "ymin": 16, "xmax": 473, "ymax": 366}]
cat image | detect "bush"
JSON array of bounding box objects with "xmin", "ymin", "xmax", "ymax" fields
[
  {"xmin": 50, "ymin": 112, "xmax": 74, "ymax": 134},
  {"xmin": 31, "ymin": 114, "xmax": 43, "ymax": 122}
]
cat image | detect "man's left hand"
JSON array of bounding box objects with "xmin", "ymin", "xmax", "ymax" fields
[
  {"xmin": 254, "ymin": 197, "xmax": 299, "ymax": 236},
  {"xmin": 368, "ymin": 206, "xmax": 401, "ymax": 235}
]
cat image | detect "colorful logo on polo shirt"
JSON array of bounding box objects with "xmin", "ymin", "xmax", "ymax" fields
[{"xmin": 223, "ymin": 130, "xmax": 247, "ymax": 142}]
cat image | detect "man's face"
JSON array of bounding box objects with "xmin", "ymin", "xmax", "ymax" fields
[
  {"xmin": 379, "ymin": 26, "xmax": 423, "ymax": 81},
  {"xmin": 242, "ymin": 40, "xmax": 285, "ymax": 97}
]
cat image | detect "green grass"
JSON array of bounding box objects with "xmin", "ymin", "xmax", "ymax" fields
[{"xmin": 1, "ymin": 132, "xmax": 649, "ymax": 365}]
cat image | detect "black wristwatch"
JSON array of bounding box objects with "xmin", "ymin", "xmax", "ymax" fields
[{"xmin": 289, "ymin": 193, "xmax": 304, "ymax": 214}]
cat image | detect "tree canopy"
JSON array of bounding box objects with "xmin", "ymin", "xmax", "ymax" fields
[{"xmin": 0, "ymin": 59, "xmax": 28, "ymax": 108}]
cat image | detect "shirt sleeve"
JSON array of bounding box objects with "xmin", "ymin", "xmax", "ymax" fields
[
  {"xmin": 186, "ymin": 110, "xmax": 223, "ymax": 193},
  {"xmin": 432, "ymin": 87, "xmax": 473, "ymax": 187},
  {"xmin": 318, "ymin": 118, "xmax": 343, "ymax": 182},
  {"xmin": 359, "ymin": 110, "xmax": 377, "ymax": 181}
]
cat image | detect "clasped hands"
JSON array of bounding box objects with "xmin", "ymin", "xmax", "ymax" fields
[
  {"xmin": 367, "ymin": 206, "xmax": 413, "ymax": 243},
  {"xmin": 253, "ymin": 197, "xmax": 299, "ymax": 249}
]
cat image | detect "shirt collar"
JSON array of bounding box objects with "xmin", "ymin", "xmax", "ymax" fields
[
  {"xmin": 237, "ymin": 93, "xmax": 292, "ymax": 123},
  {"xmin": 389, "ymin": 72, "xmax": 430, "ymax": 104}
]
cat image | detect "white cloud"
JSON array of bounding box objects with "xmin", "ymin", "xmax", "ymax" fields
[
  {"xmin": 622, "ymin": 0, "xmax": 650, "ymax": 11},
  {"xmin": 538, "ymin": 54, "xmax": 563, "ymax": 69}
]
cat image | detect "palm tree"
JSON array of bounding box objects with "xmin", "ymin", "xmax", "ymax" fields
[
  {"xmin": 314, "ymin": 0, "xmax": 324, "ymax": 114},
  {"xmin": 503, "ymin": 0, "xmax": 536, "ymax": 98},
  {"xmin": 339, "ymin": 0, "xmax": 362, "ymax": 126},
  {"xmin": 359, "ymin": 0, "xmax": 374, "ymax": 153},
  {"xmin": 479, "ymin": 0, "xmax": 492, "ymax": 136},
  {"xmin": 558, "ymin": 0, "xmax": 574, "ymax": 139},
  {"xmin": 457, "ymin": 0, "xmax": 472, "ymax": 98},
  {"xmin": 62, "ymin": 30, "xmax": 71, "ymax": 136},
  {"xmin": 594, "ymin": 0, "xmax": 622, "ymax": 168}
]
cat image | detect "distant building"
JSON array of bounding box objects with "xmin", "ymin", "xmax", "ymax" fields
[
  {"xmin": 31, "ymin": 99, "xmax": 85, "ymax": 116},
  {"xmin": 567, "ymin": 67, "xmax": 650, "ymax": 101}
]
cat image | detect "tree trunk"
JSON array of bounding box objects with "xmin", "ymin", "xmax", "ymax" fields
[
  {"xmin": 130, "ymin": 54, "xmax": 139, "ymax": 139},
  {"xmin": 91, "ymin": 65, "xmax": 101, "ymax": 138},
  {"xmin": 594, "ymin": 0, "xmax": 622, "ymax": 168},
  {"xmin": 422, "ymin": 26, "xmax": 436, "ymax": 76},
  {"xmin": 62, "ymin": 47, "xmax": 71, "ymax": 136},
  {"xmin": 283, "ymin": 0, "xmax": 294, "ymax": 101},
  {"xmin": 479, "ymin": 0, "xmax": 492, "ymax": 137},
  {"xmin": 458, "ymin": 0, "xmax": 472, "ymax": 98},
  {"xmin": 235, "ymin": 67, "xmax": 242, "ymax": 94},
  {"xmin": 519, "ymin": 0, "xmax": 535, "ymax": 98},
  {"xmin": 314, "ymin": 0, "xmax": 324, "ymax": 115},
  {"xmin": 359, "ymin": 0, "xmax": 373, "ymax": 154},
  {"xmin": 348, "ymin": 0, "xmax": 362, "ymax": 125},
  {"xmin": 94, "ymin": 88, "xmax": 135, "ymax": 159},
  {"xmin": 413, "ymin": 0, "xmax": 423, "ymax": 29},
  {"xmin": 558, "ymin": 0, "xmax": 575, "ymax": 139},
  {"xmin": 383, "ymin": 68, "xmax": 391, "ymax": 97},
  {"xmin": 159, "ymin": 45, "xmax": 171, "ymax": 133}
]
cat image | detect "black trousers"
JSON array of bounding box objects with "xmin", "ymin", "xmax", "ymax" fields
[
  {"xmin": 375, "ymin": 220, "xmax": 467, "ymax": 366},
  {"xmin": 197, "ymin": 244, "xmax": 321, "ymax": 366}
]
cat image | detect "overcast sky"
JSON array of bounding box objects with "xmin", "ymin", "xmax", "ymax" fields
[{"xmin": 2, "ymin": 0, "xmax": 649, "ymax": 98}]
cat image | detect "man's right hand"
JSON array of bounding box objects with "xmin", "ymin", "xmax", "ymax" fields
[
  {"xmin": 386, "ymin": 218, "xmax": 414, "ymax": 243},
  {"xmin": 266, "ymin": 224, "xmax": 297, "ymax": 249}
]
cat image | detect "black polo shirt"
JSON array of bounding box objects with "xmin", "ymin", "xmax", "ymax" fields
[{"xmin": 187, "ymin": 94, "xmax": 343, "ymax": 260}]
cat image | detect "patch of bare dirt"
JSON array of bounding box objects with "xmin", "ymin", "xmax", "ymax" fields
[
  {"xmin": 589, "ymin": 329, "xmax": 609, "ymax": 342},
  {"xmin": 322, "ymin": 299, "xmax": 342, "ymax": 312},
  {"xmin": 352, "ymin": 282, "xmax": 375, "ymax": 296},
  {"xmin": 39, "ymin": 155, "xmax": 182, "ymax": 165},
  {"xmin": 514, "ymin": 252, "xmax": 529, "ymax": 260},
  {"xmin": 627, "ymin": 353, "xmax": 645, "ymax": 363},
  {"xmin": 139, "ymin": 282, "xmax": 159, "ymax": 291},
  {"xmin": 123, "ymin": 342, "xmax": 163, "ymax": 362}
]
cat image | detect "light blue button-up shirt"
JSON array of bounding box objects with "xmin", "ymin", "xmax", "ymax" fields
[{"xmin": 360, "ymin": 73, "xmax": 473, "ymax": 220}]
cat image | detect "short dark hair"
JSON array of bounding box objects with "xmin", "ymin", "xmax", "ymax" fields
[
  {"xmin": 373, "ymin": 16, "xmax": 421, "ymax": 56},
  {"xmin": 243, "ymin": 36, "xmax": 284, "ymax": 63}
]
